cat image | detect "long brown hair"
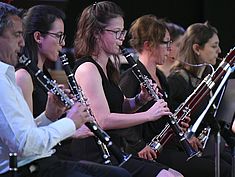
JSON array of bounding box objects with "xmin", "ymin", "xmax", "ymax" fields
[
  {"xmin": 74, "ymin": 1, "xmax": 124, "ymax": 83},
  {"xmin": 175, "ymin": 21, "xmax": 218, "ymax": 76}
]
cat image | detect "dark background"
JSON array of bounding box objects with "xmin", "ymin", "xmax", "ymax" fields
[{"xmin": 9, "ymin": 0, "xmax": 235, "ymax": 57}]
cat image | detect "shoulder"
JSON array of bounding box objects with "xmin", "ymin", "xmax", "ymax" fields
[
  {"xmin": 0, "ymin": 73, "xmax": 12, "ymax": 90},
  {"xmin": 15, "ymin": 68, "xmax": 32, "ymax": 83},
  {"xmin": 168, "ymin": 69, "xmax": 189, "ymax": 83},
  {"xmin": 73, "ymin": 56, "xmax": 95, "ymax": 71},
  {"xmin": 74, "ymin": 58, "xmax": 102, "ymax": 84},
  {"xmin": 75, "ymin": 60, "xmax": 99, "ymax": 75},
  {"xmin": 15, "ymin": 68, "xmax": 33, "ymax": 89}
]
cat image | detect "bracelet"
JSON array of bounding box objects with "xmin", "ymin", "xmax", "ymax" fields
[{"xmin": 134, "ymin": 94, "xmax": 145, "ymax": 107}]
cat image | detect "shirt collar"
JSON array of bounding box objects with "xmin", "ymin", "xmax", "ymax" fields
[{"xmin": 0, "ymin": 61, "xmax": 16, "ymax": 81}]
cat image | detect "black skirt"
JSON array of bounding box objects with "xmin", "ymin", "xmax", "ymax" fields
[{"xmin": 70, "ymin": 136, "xmax": 169, "ymax": 177}]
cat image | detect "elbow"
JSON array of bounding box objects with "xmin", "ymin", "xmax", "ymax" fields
[
  {"xmin": 93, "ymin": 113, "xmax": 110, "ymax": 130},
  {"xmin": 98, "ymin": 120, "xmax": 108, "ymax": 130},
  {"xmin": 97, "ymin": 117, "xmax": 112, "ymax": 130}
]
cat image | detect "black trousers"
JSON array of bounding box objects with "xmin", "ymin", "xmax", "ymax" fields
[{"xmin": 0, "ymin": 155, "xmax": 131, "ymax": 177}]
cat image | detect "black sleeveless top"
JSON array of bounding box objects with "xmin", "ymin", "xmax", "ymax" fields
[
  {"xmin": 16, "ymin": 65, "xmax": 51, "ymax": 117},
  {"xmin": 75, "ymin": 57, "xmax": 124, "ymax": 113},
  {"xmin": 119, "ymin": 60, "xmax": 173, "ymax": 153},
  {"xmin": 73, "ymin": 56, "xmax": 128, "ymax": 147}
]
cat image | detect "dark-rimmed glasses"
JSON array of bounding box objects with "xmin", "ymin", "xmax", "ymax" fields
[
  {"xmin": 43, "ymin": 32, "xmax": 66, "ymax": 45},
  {"xmin": 161, "ymin": 40, "xmax": 172, "ymax": 48},
  {"xmin": 104, "ymin": 29, "xmax": 127, "ymax": 39}
]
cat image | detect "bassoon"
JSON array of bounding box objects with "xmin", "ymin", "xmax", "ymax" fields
[{"xmin": 185, "ymin": 47, "xmax": 235, "ymax": 137}]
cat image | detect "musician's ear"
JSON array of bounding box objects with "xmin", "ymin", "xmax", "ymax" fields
[
  {"xmin": 192, "ymin": 43, "xmax": 200, "ymax": 56},
  {"xmin": 34, "ymin": 31, "xmax": 43, "ymax": 44},
  {"xmin": 143, "ymin": 41, "xmax": 151, "ymax": 51}
]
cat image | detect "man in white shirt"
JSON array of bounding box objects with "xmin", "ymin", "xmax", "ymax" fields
[{"xmin": 0, "ymin": 2, "xmax": 131, "ymax": 177}]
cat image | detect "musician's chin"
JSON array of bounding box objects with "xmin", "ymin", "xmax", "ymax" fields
[{"xmin": 210, "ymin": 58, "xmax": 217, "ymax": 65}]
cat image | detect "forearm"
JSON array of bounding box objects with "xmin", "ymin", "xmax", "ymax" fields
[
  {"xmin": 21, "ymin": 118, "xmax": 76, "ymax": 156},
  {"xmin": 35, "ymin": 111, "xmax": 53, "ymax": 126},
  {"xmin": 100, "ymin": 112, "xmax": 151, "ymax": 130}
]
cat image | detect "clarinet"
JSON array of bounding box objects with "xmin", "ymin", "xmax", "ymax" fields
[
  {"xmin": 18, "ymin": 54, "xmax": 131, "ymax": 166},
  {"xmin": 59, "ymin": 54, "xmax": 112, "ymax": 165},
  {"xmin": 120, "ymin": 46, "xmax": 199, "ymax": 160}
]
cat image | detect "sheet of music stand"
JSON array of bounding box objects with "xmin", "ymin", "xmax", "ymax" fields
[{"xmin": 215, "ymin": 78, "xmax": 235, "ymax": 127}]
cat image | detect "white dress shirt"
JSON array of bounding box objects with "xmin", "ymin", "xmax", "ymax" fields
[{"xmin": 0, "ymin": 61, "xmax": 76, "ymax": 174}]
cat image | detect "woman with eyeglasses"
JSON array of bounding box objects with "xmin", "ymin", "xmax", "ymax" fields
[
  {"xmin": 15, "ymin": 4, "xmax": 66, "ymax": 117},
  {"xmin": 120, "ymin": 15, "xmax": 178, "ymax": 159},
  {"xmin": 70, "ymin": 1, "xmax": 183, "ymax": 177},
  {"xmin": 158, "ymin": 22, "xmax": 185, "ymax": 77},
  {"xmin": 15, "ymin": 5, "xmax": 73, "ymax": 160}
]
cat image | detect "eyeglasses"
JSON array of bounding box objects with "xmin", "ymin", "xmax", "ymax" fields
[
  {"xmin": 44, "ymin": 32, "xmax": 66, "ymax": 45},
  {"xmin": 161, "ymin": 40, "xmax": 172, "ymax": 48},
  {"xmin": 104, "ymin": 29, "xmax": 127, "ymax": 39}
]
